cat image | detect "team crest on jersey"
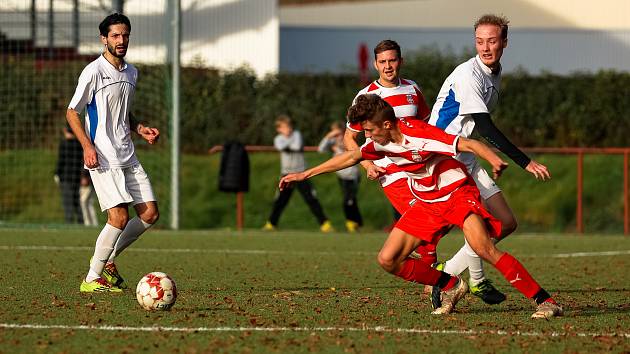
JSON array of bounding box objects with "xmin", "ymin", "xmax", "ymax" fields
[
  {"xmin": 406, "ymin": 94, "xmax": 414, "ymax": 104},
  {"xmin": 411, "ymin": 149, "xmax": 422, "ymax": 162}
]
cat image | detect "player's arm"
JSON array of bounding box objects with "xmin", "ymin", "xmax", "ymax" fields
[
  {"xmin": 66, "ymin": 108, "xmax": 99, "ymax": 168},
  {"xmin": 343, "ymin": 128, "xmax": 384, "ymax": 180},
  {"xmin": 457, "ymin": 137, "xmax": 508, "ymax": 180},
  {"xmin": 279, "ymin": 150, "xmax": 363, "ymax": 190},
  {"xmin": 472, "ymin": 112, "xmax": 550, "ymax": 180},
  {"xmin": 130, "ymin": 112, "xmax": 159, "ymax": 145}
]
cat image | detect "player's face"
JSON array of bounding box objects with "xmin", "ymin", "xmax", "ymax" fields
[
  {"xmin": 374, "ymin": 50, "xmax": 402, "ymax": 87},
  {"xmin": 101, "ymin": 23, "xmax": 130, "ymax": 58},
  {"xmin": 361, "ymin": 120, "xmax": 391, "ymax": 145},
  {"xmin": 475, "ymin": 24, "xmax": 507, "ymax": 70}
]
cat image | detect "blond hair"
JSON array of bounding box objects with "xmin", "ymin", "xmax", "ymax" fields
[{"xmin": 474, "ymin": 14, "xmax": 509, "ymax": 40}]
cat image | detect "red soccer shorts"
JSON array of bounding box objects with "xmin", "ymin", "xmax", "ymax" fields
[
  {"xmin": 395, "ymin": 184, "xmax": 502, "ymax": 243},
  {"xmin": 382, "ymin": 178, "xmax": 416, "ymax": 214}
]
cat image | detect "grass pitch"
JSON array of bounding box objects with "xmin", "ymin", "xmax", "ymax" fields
[{"xmin": 0, "ymin": 228, "xmax": 629, "ymax": 353}]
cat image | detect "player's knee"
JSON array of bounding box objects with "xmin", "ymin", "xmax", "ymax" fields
[
  {"xmin": 501, "ymin": 218, "xmax": 518, "ymax": 238},
  {"xmin": 141, "ymin": 210, "xmax": 159, "ymax": 225},
  {"xmin": 377, "ymin": 253, "xmax": 396, "ymax": 273},
  {"xmin": 108, "ymin": 213, "xmax": 129, "ymax": 229}
]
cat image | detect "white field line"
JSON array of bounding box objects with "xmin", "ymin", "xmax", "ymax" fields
[
  {"xmin": 1, "ymin": 323, "xmax": 628, "ymax": 338},
  {"xmin": 0, "ymin": 245, "xmax": 630, "ymax": 258}
]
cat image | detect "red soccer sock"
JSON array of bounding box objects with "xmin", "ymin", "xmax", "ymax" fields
[
  {"xmin": 415, "ymin": 243, "xmax": 438, "ymax": 266},
  {"xmin": 395, "ymin": 258, "xmax": 443, "ymax": 285},
  {"xmin": 494, "ymin": 253, "xmax": 541, "ymax": 299}
]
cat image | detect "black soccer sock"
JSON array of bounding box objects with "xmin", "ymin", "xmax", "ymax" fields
[{"xmin": 532, "ymin": 288, "xmax": 552, "ymax": 305}]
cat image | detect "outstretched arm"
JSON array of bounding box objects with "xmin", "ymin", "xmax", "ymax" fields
[
  {"xmin": 472, "ymin": 112, "xmax": 550, "ymax": 180},
  {"xmin": 279, "ymin": 150, "xmax": 363, "ymax": 190},
  {"xmin": 343, "ymin": 128, "xmax": 384, "ymax": 180},
  {"xmin": 457, "ymin": 137, "xmax": 508, "ymax": 179}
]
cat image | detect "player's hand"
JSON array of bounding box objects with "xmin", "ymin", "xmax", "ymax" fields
[
  {"xmin": 138, "ymin": 124, "xmax": 160, "ymax": 145},
  {"xmin": 525, "ymin": 160, "xmax": 550, "ymax": 180},
  {"xmin": 491, "ymin": 160, "xmax": 509, "ymax": 180},
  {"xmin": 83, "ymin": 145, "xmax": 99, "ymax": 169},
  {"xmin": 279, "ymin": 173, "xmax": 305, "ymax": 191},
  {"xmin": 53, "ymin": 175, "xmax": 60, "ymax": 185},
  {"xmin": 365, "ymin": 163, "xmax": 385, "ymax": 180}
]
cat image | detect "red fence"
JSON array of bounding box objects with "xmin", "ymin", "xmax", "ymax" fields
[{"xmin": 209, "ymin": 145, "xmax": 630, "ymax": 234}]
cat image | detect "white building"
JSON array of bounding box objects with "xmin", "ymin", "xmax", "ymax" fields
[{"xmin": 279, "ymin": 0, "xmax": 630, "ymax": 75}]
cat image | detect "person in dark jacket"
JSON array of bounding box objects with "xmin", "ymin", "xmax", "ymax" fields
[{"xmin": 55, "ymin": 125, "xmax": 84, "ymax": 224}]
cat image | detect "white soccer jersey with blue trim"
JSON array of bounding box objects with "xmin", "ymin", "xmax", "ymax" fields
[
  {"xmin": 68, "ymin": 55, "xmax": 139, "ymax": 169},
  {"xmin": 428, "ymin": 55, "xmax": 501, "ymax": 139}
]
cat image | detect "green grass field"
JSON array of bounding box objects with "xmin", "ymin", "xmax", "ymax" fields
[{"xmin": 1, "ymin": 228, "xmax": 629, "ymax": 353}]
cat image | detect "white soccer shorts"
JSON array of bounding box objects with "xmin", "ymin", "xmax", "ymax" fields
[
  {"xmin": 459, "ymin": 154, "xmax": 502, "ymax": 200},
  {"xmin": 89, "ymin": 163, "xmax": 156, "ymax": 211}
]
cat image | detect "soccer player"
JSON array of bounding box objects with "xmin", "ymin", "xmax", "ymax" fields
[
  {"xmin": 262, "ymin": 115, "xmax": 334, "ymax": 232},
  {"xmin": 66, "ymin": 13, "xmax": 160, "ymax": 292},
  {"xmin": 342, "ymin": 39, "xmax": 503, "ymax": 303},
  {"xmin": 427, "ymin": 14, "xmax": 551, "ymax": 302},
  {"xmin": 280, "ymin": 94, "xmax": 563, "ymax": 319}
]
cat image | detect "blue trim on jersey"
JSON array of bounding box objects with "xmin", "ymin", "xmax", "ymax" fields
[
  {"xmin": 435, "ymin": 88, "xmax": 460, "ymax": 130},
  {"xmin": 86, "ymin": 92, "xmax": 98, "ymax": 143}
]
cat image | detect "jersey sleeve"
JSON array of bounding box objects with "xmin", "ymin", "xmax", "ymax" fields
[
  {"xmin": 454, "ymin": 71, "xmax": 489, "ymax": 115},
  {"xmin": 68, "ymin": 67, "xmax": 97, "ymax": 113},
  {"xmin": 359, "ymin": 140, "xmax": 384, "ymax": 161}
]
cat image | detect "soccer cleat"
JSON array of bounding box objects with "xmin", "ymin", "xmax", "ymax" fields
[
  {"xmin": 431, "ymin": 276, "xmax": 468, "ymax": 315},
  {"xmin": 320, "ymin": 220, "xmax": 335, "ymax": 233},
  {"xmin": 102, "ymin": 262, "xmax": 128, "ymax": 289},
  {"xmin": 469, "ymin": 279, "xmax": 506, "ymax": 305},
  {"xmin": 262, "ymin": 221, "xmax": 276, "ymax": 231},
  {"xmin": 531, "ymin": 300, "xmax": 564, "ymax": 319},
  {"xmin": 345, "ymin": 220, "xmax": 359, "ymax": 233},
  {"xmin": 80, "ymin": 277, "xmax": 123, "ymax": 293}
]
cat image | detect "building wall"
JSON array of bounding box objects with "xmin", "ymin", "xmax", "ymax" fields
[
  {"xmin": 279, "ymin": 0, "xmax": 630, "ymax": 74},
  {"xmin": 0, "ymin": 0, "xmax": 279, "ymax": 77}
]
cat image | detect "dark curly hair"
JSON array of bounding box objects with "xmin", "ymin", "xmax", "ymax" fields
[{"xmin": 99, "ymin": 13, "xmax": 131, "ymax": 37}]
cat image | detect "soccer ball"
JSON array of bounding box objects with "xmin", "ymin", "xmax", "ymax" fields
[{"xmin": 136, "ymin": 272, "xmax": 177, "ymax": 311}]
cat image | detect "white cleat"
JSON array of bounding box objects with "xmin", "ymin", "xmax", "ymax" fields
[
  {"xmin": 431, "ymin": 276, "xmax": 468, "ymax": 315},
  {"xmin": 531, "ymin": 301, "xmax": 564, "ymax": 319}
]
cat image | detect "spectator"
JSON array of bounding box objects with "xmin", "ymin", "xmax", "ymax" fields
[
  {"xmin": 318, "ymin": 121, "xmax": 363, "ymax": 232},
  {"xmin": 79, "ymin": 170, "xmax": 98, "ymax": 226},
  {"xmin": 54, "ymin": 125, "xmax": 84, "ymax": 224},
  {"xmin": 263, "ymin": 115, "xmax": 334, "ymax": 232}
]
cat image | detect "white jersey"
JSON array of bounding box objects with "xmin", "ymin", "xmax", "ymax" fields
[
  {"xmin": 68, "ymin": 55, "xmax": 139, "ymax": 169},
  {"xmin": 428, "ymin": 55, "xmax": 501, "ymax": 166}
]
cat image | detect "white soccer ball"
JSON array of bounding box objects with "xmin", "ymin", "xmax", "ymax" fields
[{"xmin": 136, "ymin": 272, "xmax": 177, "ymax": 311}]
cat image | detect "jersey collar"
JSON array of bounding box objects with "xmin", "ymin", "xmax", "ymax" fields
[
  {"xmin": 474, "ymin": 55, "xmax": 501, "ymax": 76},
  {"xmin": 100, "ymin": 54, "xmax": 128, "ymax": 71}
]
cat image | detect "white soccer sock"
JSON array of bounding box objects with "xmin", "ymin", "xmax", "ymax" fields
[
  {"xmin": 107, "ymin": 217, "xmax": 153, "ymax": 262},
  {"xmin": 443, "ymin": 245, "xmax": 470, "ymax": 276},
  {"xmin": 85, "ymin": 224, "xmax": 123, "ymax": 282},
  {"xmin": 443, "ymin": 239, "xmax": 486, "ymax": 285}
]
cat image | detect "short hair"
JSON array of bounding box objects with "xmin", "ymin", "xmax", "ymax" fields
[
  {"xmin": 474, "ymin": 14, "xmax": 509, "ymax": 40},
  {"xmin": 99, "ymin": 13, "xmax": 131, "ymax": 37},
  {"xmin": 275, "ymin": 114, "xmax": 292, "ymax": 127},
  {"xmin": 347, "ymin": 94, "xmax": 396, "ymax": 126},
  {"xmin": 373, "ymin": 39, "xmax": 401, "ymax": 59}
]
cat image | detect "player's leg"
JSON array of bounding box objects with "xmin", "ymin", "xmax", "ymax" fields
[
  {"xmin": 381, "ymin": 207, "xmax": 468, "ymax": 315},
  {"xmin": 81, "ymin": 204, "xmax": 127, "ymax": 293},
  {"xmin": 448, "ymin": 188, "xmax": 562, "ymax": 318},
  {"xmin": 296, "ymin": 180, "xmax": 333, "ymax": 232},
  {"xmin": 442, "ymin": 163, "xmax": 506, "ymax": 303},
  {"xmin": 104, "ymin": 164, "xmax": 159, "ymax": 288},
  {"xmin": 265, "ymin": 178, "xmax": 294, "ymax": 229},
  {"xmin": 81, "ymin": 168, "xmax": 135, "ymax": 292},
  {"xmin": 483, "ymin": 192, "xmax": 517, "ymax": 238}
]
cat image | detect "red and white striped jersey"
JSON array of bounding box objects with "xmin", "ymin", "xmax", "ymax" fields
[
  {"xmin": 360, "ymin": 120, "xmax": 471, "ymax": 202},
  {"xmin": 347, "ymin": 78, "xmax": 431, "ymax": 133}
]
